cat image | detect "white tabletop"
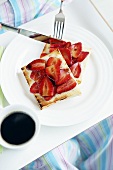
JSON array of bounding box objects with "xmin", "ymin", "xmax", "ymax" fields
[
  {"xmin": 0, "ymin": 0, "xmax": 113, "ymax": 169},
  {"xmin": 91, "ymin": 0, "xmax": 113, "ymax": 30}
]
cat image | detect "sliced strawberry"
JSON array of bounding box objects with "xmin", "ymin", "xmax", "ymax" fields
[
  {"xmin": 76, "ymin": 51, "xmax": 89, "ymax": 62},
  {"xmin": 39, "ymin": 76, "xmax": 55, "ymax": 96},
  {"xmin": 30, "ymin": 82, "xmax": 39, "ymax": 93},
  {"xmin": 49, "ymin": 44, "xmax": 64, "ymax": 53},
  {"xmin": 69, "ymin": 42, "xmax": 82, "ymax": 58},
  {"xmin": 65, "ymin": 42, "xmax": 71, "ymax": 48},
  {"xmin": 49, "ymin": 38, "xmax": 66, "ymax": 47},
  {"xmin": 59, "ymin": 48, "xmax": 72, "ymax": 66},
  {"xmin": 30, "ymin": 70, "xmax": 46, "ymax": 83},
  {"xmin": 43, "ymin": 96, "xmax": 53, "ymax": 101},
  {"xmin": 40, "ymin": 53, "xmax": 47, "ymax": 58},
  {"xmin": 70, "ymin": 63, "xmax": 81, "ymax": 78},
  {"xmin": 57, "ymin": 77, "xmax": 77, "ymax": 94},
  {"xmin": 50, "ymin": 44, "xmax": 61, "ymax": 48},
  {"xmin": 26, "ymin": 59, "xmax": 46, "ymax": 71},
  {"xmin": 56, "ymin": 69, "xmax": 71, "ymax": 85},
  {"xmin": 50, "ymin": 41, "xmax": 72, "ymax": 53},
  {"xmin": 46, "ymin": 57, "xmax": 62, "ymax": 67},
  {"xmin": 46, "ymin": 65, "xmax": 60, "ymax": 82},
  {"xmin": 49, "ymin": 38, "xmax": 67, "ymax": 53},
  {"xmin": 49, "ymin": 47, "xmax": 57, "ymax": 53}
]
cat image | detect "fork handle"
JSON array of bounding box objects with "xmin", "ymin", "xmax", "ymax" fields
[{"xmin": 60, "ymin": 0, "xmax": 64, "ymax": 11}]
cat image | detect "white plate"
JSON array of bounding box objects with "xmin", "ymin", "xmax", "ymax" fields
[{"xmin": 1, "ymin": 26, "xmax": 113, "ymax": 126}]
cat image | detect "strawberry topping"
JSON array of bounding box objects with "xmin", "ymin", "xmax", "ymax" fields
[
  {"xmin": 49, "ymin": 38, "xmax": 66, "ymax": 47},
  {"xmin": 46, "ymin": 57, "xmax": 62, "ymax": 67},
  {"xmin": 26, "ymin": 59, "xmax": 46, "ymax": 71},
  {"xmin": 65, "ymin": 42, "xmax": 71, "ymax": 48},
  {"xmin": 39, "ymin": 76, "xmax": 55, "ymax": 97},
  {"xmin": 27, "ymin": 39, "xmax": 89, "ymax": 101},
  {"xmin": 75, "ymin": 51, "xmax": 89, "ymax": 62},
  {"xmin": 57, "ymin": 77, "xmax": 77, "ymax": 94},
  {"xmin": 46, "ymin": 65, "xmax": 60, "ymax": 82},
  {"xmin": 56, "ymin": 69, "xmax": 71, "ymax": 85},
  {"xmin": 30, "ymin": 82, "xmax": 39, "ymax": 93},
  {"xmin": 44, "ymin": 96, "xmax": 53, "ymax": 101},
  {"xmin": 30, "ymin": 70, "xmax": 46, "ymax": 83},
  {"xmin": 59, "ymin": 48, "xmax": 72, "ymax": 66},
  {"xmin": 70, "ymin": 63, "xmax": 81, "ymax": 78},
  {"xmin": 69, "ymin": 42, "xmax": 82, "ymax": 58},
  {"xmin": 40, "ymin": 53, "xmax": 47, "ymax": 58}
]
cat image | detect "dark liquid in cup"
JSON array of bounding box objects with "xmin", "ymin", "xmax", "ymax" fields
[{"xmin": 0, "ymin": 112, "xmax": 36, "ymax": 145}]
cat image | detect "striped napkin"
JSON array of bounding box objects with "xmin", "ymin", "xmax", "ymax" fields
[
  {"xmin": 21, "ymin": 115, "xmax": 113, "ymax": 170},
  {"xmin": 0, "ymin": 0, "xmax": 7, "ymax": 5},
  {"xmin": 0, "ymin": 0, "xmax": 72, "ymax": 27}
]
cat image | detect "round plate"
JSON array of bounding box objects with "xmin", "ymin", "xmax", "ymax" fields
[{"xmin": 1, "ymin": 26, "xmax": 113, "ymax": 126}]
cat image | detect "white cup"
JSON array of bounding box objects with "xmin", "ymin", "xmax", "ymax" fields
[{"xmin": 0, "ymin": 104, "xmax": 40, "ymax": 149}]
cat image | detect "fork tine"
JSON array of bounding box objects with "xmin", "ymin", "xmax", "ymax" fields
[
  {"xmin": 56, "ymin": 21, "xmax": 60, "ymax": 38},
  {"xmin": 58, "ymin": 21, "xmax": 62, "ymax": 39},
  {"xmin": 56, "ymin": 21, "xmax": 60, "ymax": 39},
  {"xmin": 54, "ymin": 20, "xmax": 65, "ymax": 39},
  {"xmin": 59, "ymin": 21, "xmax": 64, "ymax": 39}
]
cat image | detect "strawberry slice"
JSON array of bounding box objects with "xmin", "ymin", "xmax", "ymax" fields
[
  {"xmin": 30, "ymin": 82, "xmax": 39, "ymax": 93},
  {"xmin": 46, "ymin": 57, "xmax": 62, "ymax": 67},
  {"xmin": 26, "ymin": 59, "xmax": 46, "ymax": 71},
  {"xmin": 40, "ymin": 53, "xmax": 47, "ymax": 58},
  {"xmin": 69, "ymin": 42, "xmax": 82, "ymax": 58},
  {"xmin": 70, "ymin": 63, "xmax": 81, "ymax": 78},
  {"xmin": 44, "ymin": 96, "xmax": 53, "ymax": 101},
  {"xmin": 49, "ymin": 41, "xmax": 71, "ymax": 52},
  {"xmin": 56, "ymin": 69, "xmax": 71, "ymax": 85},
  {"xmin": 46, "ymin": 65, "xmax": 60, "ymax": 82},
  {"xmin": 59, "ymin": 48, "xmax": 72, "ymax": 66},
  {"xmin": 65, "ymin": 42, "xmax": 71, "ymax": 48},
  {"xmin": 57, "ymin": 77, "xmax": 77, "ymax": 94},
  {"xmin": 49, "ymin": 38, "xmax": 66, "ymax": 47},
  {"xmin": 39, "ymin": 77, "xmax": 55, "ymax": 97},
  {"xmin": 76, "ymin": 51, "xmax": 89, "ymax": 62},
  {"xmin": 49, "ymin": 38, "xmax": 67, "ymax": 52},
  {"xmin": 30, "ymin": 70, "xmax": 46, "ymax": 83},
  {"xmin": 50, "ymin": 44, "xmax": 62, "ymax": 48},
  {"xmin": 49, "ymin": 47, "xmax": 57, "ymax": 53}
]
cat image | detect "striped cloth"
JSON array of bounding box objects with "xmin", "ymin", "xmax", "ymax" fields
[
  {"xmin": 0, "ymin": 0, "xmax": 7, "ymax": 5},
  {"xmin": 0, "ymin": 0, "xmax": 71, "ymax": 34},
  {"xmin": 0, "ymin": 0, "xmax": 60, "ymax": 26},
  {"xmin": 0, "ymin": 0, "xmax": 72, "ymax": 27},
  {"xmin": 21, "ymin": 115, "xmax": 113, "ymax": 170}
]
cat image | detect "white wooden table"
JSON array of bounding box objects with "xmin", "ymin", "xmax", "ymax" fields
[{"xmin": 91, "ymin": 0, "xmax": 113, "ymax": 30}]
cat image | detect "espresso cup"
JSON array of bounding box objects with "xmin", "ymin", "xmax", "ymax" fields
[{"xmin": 0, "ymin": 104, "xmax": 40, "ymax": 149}]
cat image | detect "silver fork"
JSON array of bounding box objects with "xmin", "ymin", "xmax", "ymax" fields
[{"xmin": 53, "ymin": 0, "xmax": 65, "ymax": 39}]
